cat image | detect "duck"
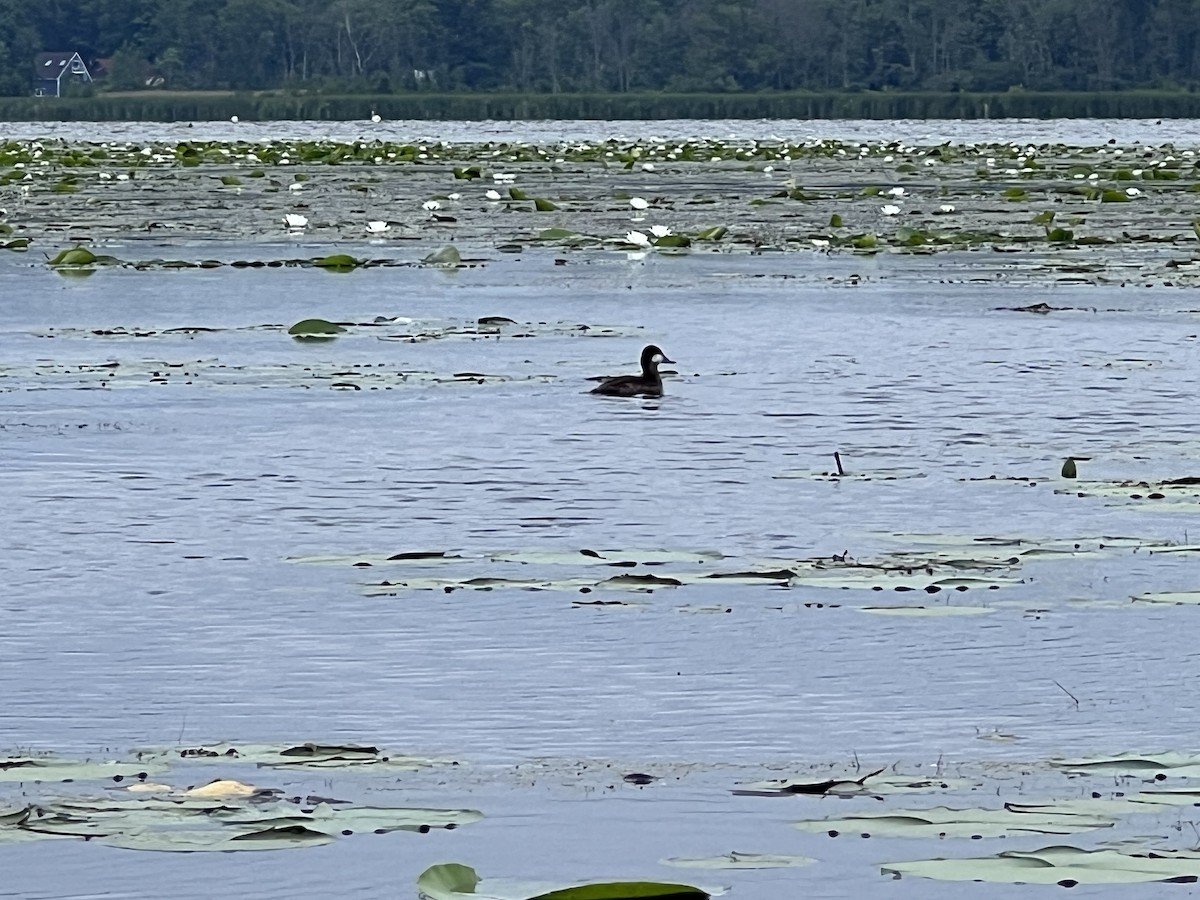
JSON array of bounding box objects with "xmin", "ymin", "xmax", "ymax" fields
[{"xmin": 590, "ymin": 344, "xmax": 675, "ymax": 397}]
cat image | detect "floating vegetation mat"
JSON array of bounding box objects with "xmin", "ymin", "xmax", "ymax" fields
[
  {"xmin": 285, "ymin": 533, "xmax": 1194, "ymax": 611},
  {"xmin": 0, "ymin": 316, "xmax": 641, "ymax": 393},
  {"xmin": 12, "ymin": 741, "xmax": 1200, "ymax": 891},
  {"xmin": 290, "ymin": 544, "xmax": 1025, "ymax": 599},
  {"xmin": 0, "ymin": 743, "xmax": 478, "ymax": 853},
  {"xmin": 6, "ymin": 136, "xmax": 1200, "ymax": 285}
]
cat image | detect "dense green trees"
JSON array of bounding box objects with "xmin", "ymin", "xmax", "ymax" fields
[{"xmin": 3, "ymin": 0, "xmax": 1200, "ymax": 96}]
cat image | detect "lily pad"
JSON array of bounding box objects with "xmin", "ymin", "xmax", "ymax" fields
[
  {"xmin": 287, "ymin": 318, "xmax": 346, "ymax": 338},
  {"xmin": 881, "ymin": 845, "xmax": 1200, "ymax": 885},
  {"xmin": 424, "ymin": 245, "xmax": 463, "ymax": 267},
  {"xmin": 311, "ymin": 254, "xmax": 360, "ymax": 270},
  {"xmin": 416, "ymin": 863, "xmax": 710, "ymax": 900},
  {"xmin": 793, "ymin": 805, "xmax": 1114, "ymax": 838}
]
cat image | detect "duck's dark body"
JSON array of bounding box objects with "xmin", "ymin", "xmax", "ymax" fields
[{"xmin": 590, "ymin": 344, "xmax": 674, "ymax": 397}]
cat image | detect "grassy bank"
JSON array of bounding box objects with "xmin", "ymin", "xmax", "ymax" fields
[{"xmin": 2, "ymin": 90, "xmax": 1200, "ymax": 122}]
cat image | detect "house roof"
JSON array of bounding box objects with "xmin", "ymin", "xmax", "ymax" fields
[{"xmin": 33, "ymin": 52, "xmax": 89, "ymax": 82}]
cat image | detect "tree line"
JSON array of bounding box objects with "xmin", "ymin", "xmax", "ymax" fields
[{"xmin": 1, "ymin": 0, "xmax": 1198, "ymax": 98}]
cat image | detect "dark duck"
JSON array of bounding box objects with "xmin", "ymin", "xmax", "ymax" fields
[{"xmin": 590, "ymin": 344, "xmax": 675, "ymax": 397}]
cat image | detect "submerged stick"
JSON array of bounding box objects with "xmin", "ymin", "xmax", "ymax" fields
[{"xmin": 1053, "ymin": 680, "xmax": 1080, "ymax": 708}]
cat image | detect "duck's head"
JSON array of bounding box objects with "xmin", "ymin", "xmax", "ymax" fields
[{"xmin": 641, "ymin": 344, "xmax": 675, "ymax": 370}]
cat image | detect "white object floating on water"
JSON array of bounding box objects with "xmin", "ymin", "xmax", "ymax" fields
[
  {"xmin": 288, "ymin": 182, "xmax": 303, "ymax": 192},
  {"xmin": 625, "ymin": 230, "xmax": 652, "ymax": 247},
  {"xmin": 938, "ymin": 204, "xmax": 956, "ymax": 214},
  {"xmin": 887, "ymin": 186, "xmax": 905, "ymax": 197},
  {"xmin": 485, "ymin": 189, "xmax": 502, "ymax": 201},
  {"xmin": 422, "ymin": 199, "xmax": 441, "ymax": 211},
  {"xmin": 370, "ymin": 112, "xmax": 381, "ymax": 123},
  {"xmin": 448, "ymin": 192, "xmax": 461, "ymax": 201},
  {"xmin": 283, "ymin": 213, "xmax": 308, "ymax": 229},
  {"xmin": 230, "ymin": 115, "xmax": 239, "ymax": 123},
  {"xmin": 492, "ymin": 172, "xmax": 516, "ymax": 183},
  {"xmin": 641, "ymin": 162, "xmax": 656, "ymax": 172},
  {"xmin": 629, "ymin": 197, "xmax": 649, "ymax": 210},
  {"xmin": 648, "ymin": 225, "xmax": 672, "ymax": 238},
  {"xmin": 880, "ymin": 204, "xmax": 901, "ymax": 216},
  {"xmin": 811, "ymin": 239, "xmax": 830, "ymax": 248},
  {"xmin": 366, "ymin": 220, "xmax": 389, "ymax": 234},
  {"xmin": 1126, "ymin": 187, "xmax": 1142, "ymax": 197}
]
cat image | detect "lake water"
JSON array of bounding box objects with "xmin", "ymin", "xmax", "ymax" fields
[
  {"xmin": 3, "ymin": 120, "xmax": 1200, "ymax": 898},
  {"xmin": 2, "ymin": 115, "xmax": 1197, "ymax": 147}
]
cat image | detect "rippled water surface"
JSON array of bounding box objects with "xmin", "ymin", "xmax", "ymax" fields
[
  {"xmin": 2, "ymin": 115, "xmax": 1198, "ymax": 146},
  {"xmin": 4, "ymin": 120, "xmax": 1200, "ymax": 899}
]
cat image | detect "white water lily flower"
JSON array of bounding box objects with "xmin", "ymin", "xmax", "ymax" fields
[
  {"xmin": 492, "ymin": 172, "xmax": 516, "ymax": 183},
  {"xmin": 288, "ymin": 182, "xmax": 303, "ymax": 192},
  {"xmin": 283, "ymin": 213, "xmax": 308, "ymax": 229},
  {"xmin": 116, "ymin": 173, "xmax": 129, "ymax": 181},
  {"xmin": 370, "ymin": 112, "xmax": 381, "ymax": 123},
  {"xmin": 448, "ymin": 192, "xmax": 461, "ymax": 201},
  {"xmin": 422, "ymin": 199, "xmax": 441, "ymax": 211},
  {"xmin": 642, "ymin": 162, "xmax": 656, "ymax": 172},
  {"xmin": 625, "ymin": 230, "xmax": 652, "ymax": 247},
  {"xmin": 811, "ymin": 239, "xmax": 830, "ymax": 248},
  {"xmin": 366, "ymin": 220, "xmax": 389, "ymax": 234},
  {"xmin": 938, "ymin": 204, "xmax": 956, "ymax": 213},
  {"xmin": 648, "ymin": 225, "xmax": 673, "ymax": 238},
  {"xmin": 886, "ymin": 187, "xmax": 905, "ymax": 197},
  {"xmin": 880, "ymin": 204, "xmax": 901, "ymax": 216},
  {"xmin": 1125, "ymin": 187, "xmax": 1142, "ymax": 197},
  {"xmin": 230, "ymin": 115, "xmax": 239, "ymax": 123},
  {"xmin": 629, "ymin": 197, "xmax": 649, "ymax": 210},
  {"xmin": 485, "ymin": 189, "xmax": 502, "ymax": 201}
]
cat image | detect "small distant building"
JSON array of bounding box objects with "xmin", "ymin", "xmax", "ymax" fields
[{"xmin": 33, "ymin": 52, "xmax": 93, "ymax": 97}]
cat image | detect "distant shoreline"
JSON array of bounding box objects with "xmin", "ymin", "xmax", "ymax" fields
[{"xmin": 2, "ymin": 90, "xmax": 1200, "ymax": 122}]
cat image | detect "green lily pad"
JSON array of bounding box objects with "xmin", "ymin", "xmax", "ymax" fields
[
  {"xmin": 1051, "ymin": 752, "xmax": 1200, "ymax": 777},
  {"xmin": 287, "ymin": 318, "xmax": 346, "ymax": 339},
  {"xmin": 98, "ymin": 823, "xmax": 336, "ymax": 853},
  {"xmin": 533, "ymin": 198, "xmax": 559, "ymax": 211},
  {"xmin": 793, "ymin": 805, "xmax": 1114, "ymax": 838},
  {"xmin": 0, "ymin": 757, "xmax": 167, "ymax": 784},
  {"xmin": 311, "ymin": 254, "xmax": 360, "ymax": 270},
  {"xmin": 424, "ymin": 245, "xmax": 462, "ymax": 267},
  {"xmin": 881, "ymin": 845, "xmax": 1200, "ymax": 885},
  {"xmin": 416, "ymin": 863, "xmax": 710, "ymax": 900},
  {"xmin": 48, "ymin": 246, "xmax": 98, "ymax": 266}
]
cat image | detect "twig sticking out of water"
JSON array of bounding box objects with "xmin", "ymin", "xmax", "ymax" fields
[
  {"xmin": 834, "ymin": 451, "xmax": 845, "ymax": 476},
  {"xmin": 1054, "ymin": 680, "xmax": 1080, "ymax": 708}
]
